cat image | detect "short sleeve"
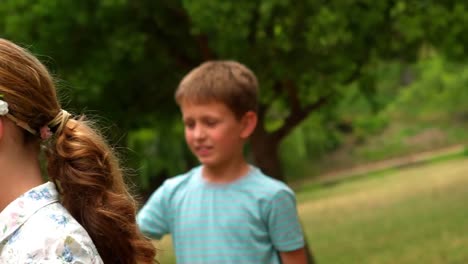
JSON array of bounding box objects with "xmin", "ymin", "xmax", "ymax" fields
[
  {"xmin": 267, "ymin": 189, "xmax": 305, "ymax": 252},
  {"xmin": 137, "ymin": 183, "xmax": 171, "ymax": 240}
]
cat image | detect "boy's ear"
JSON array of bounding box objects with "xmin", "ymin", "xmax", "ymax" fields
[{"xmin": 240, "ymin": 111, "xmax": 257, "ymax": 139}]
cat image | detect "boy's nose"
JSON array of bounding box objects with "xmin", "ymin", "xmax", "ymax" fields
[{"xmin": 193, "ymin": 126, "xmax": 206, "ymax": 139}]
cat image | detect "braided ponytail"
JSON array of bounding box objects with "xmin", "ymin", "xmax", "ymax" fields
[{"xmin": 47, "ymin": 116, "xmax": 156, "ymax": 264}]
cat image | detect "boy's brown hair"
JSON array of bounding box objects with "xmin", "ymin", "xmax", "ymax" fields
[{"xmin": 175, "ymin": 60, "xmax": 259, "ymax": 119}]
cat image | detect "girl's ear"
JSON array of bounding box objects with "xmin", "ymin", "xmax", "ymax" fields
[{"xmin": 240, "ymin": 111, "xmax": 258, "ymax": 139}]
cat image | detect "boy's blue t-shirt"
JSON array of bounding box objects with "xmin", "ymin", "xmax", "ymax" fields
[{"xmin": 137, "ymin": 166, "xmax": 305, "ymax": 264}]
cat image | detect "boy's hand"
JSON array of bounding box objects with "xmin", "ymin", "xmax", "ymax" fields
[{"xmin": 280, "ymin": 247, "xmax": 308, "ymax": 264}]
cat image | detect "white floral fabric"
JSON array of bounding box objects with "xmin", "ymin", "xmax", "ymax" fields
[{"xmin": 0, "ymin": 182, "xmax": 103, "ymax": 263}]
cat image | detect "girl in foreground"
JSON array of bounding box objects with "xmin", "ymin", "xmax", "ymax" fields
[{"xmin": 0, "ymin": 38, "xmax": 156, "ymax": 263}]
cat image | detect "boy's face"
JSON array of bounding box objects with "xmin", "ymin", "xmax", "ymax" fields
[{"xmin": 181, "ymin": 101, "xmax": 255, "ymax": 169}]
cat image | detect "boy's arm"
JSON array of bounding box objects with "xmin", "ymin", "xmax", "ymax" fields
[
  {"xmin": 137, "ymin": 184, "xmax": 171, "ymax": 240},
  {"xmin": 279, "ymin": 247, "xmax": 308, "ymax": 264}
]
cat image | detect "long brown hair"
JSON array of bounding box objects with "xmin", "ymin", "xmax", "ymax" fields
[{"xmin": 0, "ymin": 38, "xmax": 156, "ymax": 263}]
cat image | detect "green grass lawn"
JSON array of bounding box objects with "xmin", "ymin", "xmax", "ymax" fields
[{"xmin": 153, "ymin": 157, "xmax": 468, "ymax": 263}]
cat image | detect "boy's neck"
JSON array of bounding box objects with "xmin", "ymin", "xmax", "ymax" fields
[{"xmin": 201, "ymin": 159, "xmax": 251, "ymax": 184}]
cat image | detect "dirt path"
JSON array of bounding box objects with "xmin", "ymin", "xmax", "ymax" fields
[{"xmin": 291, "ymin": 144, "xmax": 466, "ymax": 188}]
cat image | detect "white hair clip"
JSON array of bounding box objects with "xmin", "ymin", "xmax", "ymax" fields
[
  {"xmin": 0, "ymin": 94, "xmax": 37, "ymax": 135},
  {"xmin": 0, "ymin": 94, "xmax": 9, "ymax": 115}
]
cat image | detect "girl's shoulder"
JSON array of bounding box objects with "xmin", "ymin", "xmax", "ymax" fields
[{"xmin": 1, "ymin": 202, "xmax": 102, "ymax": 263}]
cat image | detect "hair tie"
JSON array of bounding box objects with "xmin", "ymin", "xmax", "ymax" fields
[
  {"xmin": 48, "ymin": 109, "xmax": 71, "ymax": 136},
  {"xmin": 1, "ymin": 96, "xmax": 71, "ymax": 138},
  {"xmin": 39, "ymin": 126, "xmax": 53, "ymax": 140}
]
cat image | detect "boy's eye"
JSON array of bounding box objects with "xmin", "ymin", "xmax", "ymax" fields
[
  {"xmin": 184, "ymin": 121, "xmax": 195, "ymax": 129},
  {"xmin": 205, "ymin": 120, "xmax": 218, "ymax": 127}
]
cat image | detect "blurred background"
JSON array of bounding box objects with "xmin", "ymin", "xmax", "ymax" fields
[{"xmin": 2, "ymin": 1, "xmax": 468, "ymax": 263}]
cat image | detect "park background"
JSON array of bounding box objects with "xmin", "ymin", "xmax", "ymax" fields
[{"xmin": 1, "ymin": 1, "xmax": 468, "ymax": 263}]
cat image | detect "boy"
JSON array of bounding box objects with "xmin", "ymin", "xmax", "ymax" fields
[{"xmin": 137, "ymin": 61, "xmax": 307, "ymax": 264}]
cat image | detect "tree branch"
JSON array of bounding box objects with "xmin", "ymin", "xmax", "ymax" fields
[
  {"xmin": 272, "ymin": 93, "xmax": 333, "ymax": 141},
  {"xmin": 248, "ymin": 2, "xmax": 261, "ymax": 45},
  {"xmin": 284, "ymin": 79, "xmax": 301, "ymax": 114},
  {"xmin": 140, "ymin": 4, "xmax": 217, "ymax": 69},
  {"xmin": 170, "ymin": 5, "xmax": 217, "ymax": 61},
  {"xmin": 195, "ymin": 34, "xmax": 216, "ymax": 60}
]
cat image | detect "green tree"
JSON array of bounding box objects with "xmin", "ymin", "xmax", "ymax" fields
[
  {"xmin": 181, "ymin": 0, "xmax": 432, "ymax": 181},
  {"xmin": 0, "ymin": 0, "xmax": 201, "ymax": 188},
  {"xmin": 4, "ymin": 2, "xmax": 465, "ymax": 263},
  {"xmin": 1, "ymin": 0, "xmax": 465, "ymax": 183}
]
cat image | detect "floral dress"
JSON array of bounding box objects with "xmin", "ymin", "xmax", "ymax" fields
[{"xmin": 0, "ymin": 182, "xmax": 103, "ymax": 263}]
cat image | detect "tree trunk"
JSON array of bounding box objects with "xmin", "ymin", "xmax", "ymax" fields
[
  {"xmin": 250, "ymin": 126, "xmax": 284, "ymax": 182},
  {"xmin": 400, "ymin": 64, "xmax": 414, "ymax": 86}
]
